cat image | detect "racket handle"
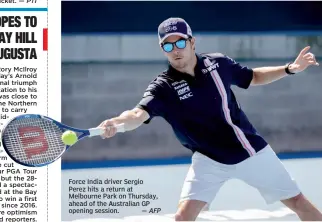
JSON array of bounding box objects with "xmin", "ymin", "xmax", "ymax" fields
[{"xmin": 88, "ymin": 123, "xmax": 125, "ymax": 137}]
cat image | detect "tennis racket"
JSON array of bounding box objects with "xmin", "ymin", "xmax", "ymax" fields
[{"xmin": 0, "ymin": 114, "xmax": 125, "ymax": 167}]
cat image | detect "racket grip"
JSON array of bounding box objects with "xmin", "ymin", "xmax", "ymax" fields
[{"xmin": 88, "ymin": 123, "xmax": 125, "ymax": 137}]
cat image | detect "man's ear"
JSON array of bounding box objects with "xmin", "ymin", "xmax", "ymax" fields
[
  {"xmin": 191, "ymin": 37, "xmax": 196, "ymax": 50},
  {"xmin": 159, "ymin": 44, "xmax": 165, "ymax": 54}
]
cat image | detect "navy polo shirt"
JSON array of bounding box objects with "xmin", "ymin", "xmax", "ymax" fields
[{"xmin": 136, "ymin": 53, "xmax": 268, "ymax": 164}]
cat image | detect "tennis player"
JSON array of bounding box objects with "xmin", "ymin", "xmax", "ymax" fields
[{"xmin": 98, "ymin": 17, "xmax": 322, "ymax": 221}]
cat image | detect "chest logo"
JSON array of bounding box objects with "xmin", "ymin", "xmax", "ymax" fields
[
  {"xmin": 202, "ymin": 62, "xmax": 219, "ymax": 74},
  {"xmin": 172, "ymin": 80, "xmax": 193, "ymax": 101}
]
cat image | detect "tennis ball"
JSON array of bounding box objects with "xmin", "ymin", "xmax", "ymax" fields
[{"xmin": 61, "ymin": 131, "xmax": 78, "ymax": 146}]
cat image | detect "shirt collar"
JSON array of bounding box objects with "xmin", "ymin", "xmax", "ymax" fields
[{"xmin": 167, "ymin": 53, "xmax": 204, "ymax": 80}]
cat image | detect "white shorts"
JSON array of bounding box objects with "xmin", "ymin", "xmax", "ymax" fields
[{"xmin": 179, "ymin": 145, "xmax": 301, "ymax": 205}]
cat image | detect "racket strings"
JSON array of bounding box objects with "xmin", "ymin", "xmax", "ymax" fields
[{"xmin": 3, "ymin": 118, "xmax": 66, "ymax": 165}]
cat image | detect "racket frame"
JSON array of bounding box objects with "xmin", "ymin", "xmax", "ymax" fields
[{"xmin": 1, "ymin": 114, "xmax": 124, "ymax": 167}]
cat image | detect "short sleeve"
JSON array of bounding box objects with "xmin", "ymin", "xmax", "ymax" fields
[
  {"xmin": 136, "ymin": 81, "xmax": 165, "ymax": 124},
  {"xmin": 224, "ymin": 56, "xmax": 253, "ymax": 89}
]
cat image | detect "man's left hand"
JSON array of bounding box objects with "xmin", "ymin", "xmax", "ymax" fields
[{"xmin": 288, "ymin": 46, "xmax": 319, "ymax": 74}]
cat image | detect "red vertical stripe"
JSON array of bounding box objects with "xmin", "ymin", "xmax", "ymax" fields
[
  {"xmin": 43, "ymin": 28, "xmax": 48, "ymax": 51},
  {"xmin": 203, "ymin": 58, "xmax": 256, "ymax": 156}
]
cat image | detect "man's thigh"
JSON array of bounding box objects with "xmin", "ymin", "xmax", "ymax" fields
[
  {"xmin": 179, "ymin": 151, "xmax": 234, "ymax": 204},
  {"xmin": 235, "ymin": 145, "xmax": 301, "ymax": 204}
]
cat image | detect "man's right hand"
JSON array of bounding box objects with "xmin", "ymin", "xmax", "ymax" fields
[{"xmin": 98, "ymin": 119, "xmax": 119, "ymax": 139}]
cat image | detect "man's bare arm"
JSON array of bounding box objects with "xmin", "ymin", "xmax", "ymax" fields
[
  {"xmin": 250, "ymin": 65, "xmax": 288, "ymax": 86},
  {"xmin": 250, "ymin": 46, "xmax": 319, "ymax": 86},
  {"xmin": 98, "ymin": 107, "xmax": 150, "ymax": 138},
  {"xmin": 111, "ymin": 108, "xmax": 150, "ymax": 131}
]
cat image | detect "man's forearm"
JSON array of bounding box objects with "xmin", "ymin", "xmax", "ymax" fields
[
  {"xmin": 251, "ymin": 65, "xmax": 290, "ymax": 85},
  {"xmin": 108, "ymin": 109, "xmax": 148, "ymax": 131}
]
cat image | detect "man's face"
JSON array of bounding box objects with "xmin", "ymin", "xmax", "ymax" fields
[{"xmin": 161, "ymin": 35, "xmax": 195, "ymax": 69}]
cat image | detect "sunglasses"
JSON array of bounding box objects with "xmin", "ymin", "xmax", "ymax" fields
[{"xmin": 161, "ymin": 38, "xmax": 191, "ymax": 53}]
